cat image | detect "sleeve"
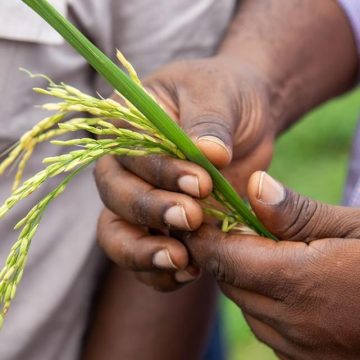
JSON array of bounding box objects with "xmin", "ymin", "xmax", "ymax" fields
[
  {"xmin": 107, "ymin": 0, "xmax": 236, "ymax": 77},
  {"xmin": 68, "ymin": 0, "xmax": 236, "ymax": 95},
  {"xmin": 107, "ymin": 0, "xmax": 236, "ymax": 76},
  {"xmin": 338, "ymin": 0, "xmax": 360, "ymax": 56}
]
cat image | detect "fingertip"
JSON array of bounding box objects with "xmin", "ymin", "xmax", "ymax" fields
[
  {"xmin": 247, "ymin": 171, "xmax": 264, "ymax": 205},
  {"xmin": 175, "ymin": 265, "xmax": 201, "ymax": 284},
  {"xmin": 177, "ymin": 167, "xmax": 213, "ymax": 199},
  {"xmin": 152, "ymin": 249, "xmax": 179, "ymax": 270},
  {"xmin": 183, "ymin": 200, "xmax": 204, "ymax": 230},
  {"xmin": 197, "ymin": 169, "xmax": 214, "ymax": 198},
  {"xmin": 195, "ymin": 136, "xmax": 233, "ymax": 168},
  {"xmin": 247, "ymin": 171, "xmax": 285, "ymax": 207},
  {"xmin": 178, "ymin": 223, "xmax": 225, "ymax": 264},
  {"xmin": 164, "ymin": 199, "xmax": 203, "ymax": 231},
  {"xmin": 153, "ymin": 243, "xmax": 189, "ymax": 271}
]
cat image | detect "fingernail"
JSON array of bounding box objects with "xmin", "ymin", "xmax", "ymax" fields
[
  {"xmin": 175, "ymin": 270, "xmax": 198, "ymax": 283},
  {"xmin": 257, "ymin": 172, "xmax": 285, "ymax": 205},
  {"xmin": 164, "ymin": 205, "xmax": 191, "ymax": 230},
  {"xmin": 178, "ymin": 175, "xmax": 200, "ymax": 198},
  {"xmin": 197, "ymin": 136, "xmax": 232, "ymax": 157},
  {"xmin": 153, "ymin": 249, "xmax": 178, "ymax": 270}
]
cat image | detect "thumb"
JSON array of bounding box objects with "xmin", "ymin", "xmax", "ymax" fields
[
  {"xmin": 179, "ymin": 224, "xmax": 306, "ymax": 297},
  {"xmin": 181, "ymin": 113, "xmax": 234, "ymax": 169},
  {"xmin": 145, "ymin": 61, "xmax": 236, "ymax": 169},
  {"xmin": 178, "ymin": 92, "xmax": 234, "ymax": 169},
  {"xmin": 147, "ymin": 86, "xmax": 234, "ymax": 168},
  {"xmin": 248, "ymin": 171, "xmax": 360, "ymax": 241}
]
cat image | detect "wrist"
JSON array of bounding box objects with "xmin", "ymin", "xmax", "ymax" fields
[{"xmin": 216, "ymin": 0, "xmax": 359, "ymax": 135}]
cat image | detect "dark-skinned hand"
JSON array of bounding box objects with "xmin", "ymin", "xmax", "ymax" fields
[
  {"xmin": 180, "ymin": 171, "xmax": 360, "ymax": 360},
  {"xmin": 94, "ymin": 57, "xmax": 275, "ymax": 291}
]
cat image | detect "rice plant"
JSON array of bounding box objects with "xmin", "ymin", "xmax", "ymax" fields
[{"xmin": 0, "ymin": 0, "xmax": 275, "ymax": 327}]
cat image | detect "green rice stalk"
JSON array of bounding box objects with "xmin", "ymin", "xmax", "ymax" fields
[{"xmin": 21, "ymin": 0, "xmax": 274, "ymax": 239}]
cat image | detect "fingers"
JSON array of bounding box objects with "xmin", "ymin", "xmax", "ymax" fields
[
  {"xmin": 220, "ymin": 284, "xmax": 284, "ymax": 329},
  {"xmin": 135, "ymin": 273, "xmax": 185, "ymax": 292},
  {"xmin": 188, "ymin": 123, "xmax": 233, "ymax": 169},
  {"xmin": 247, "ymin": 171, "xmax": 360, "ymax": 241},
  {"xmin": 220, "ymin": 285, "xmax": 298, "ymax": 358},
  {"xmin": 98, "ymin": 208, "xmax": 189, "ymax": 271},
  {"xmin": 178, "ymin": 98, "xmax": 234, "ymax": 169},
  {"xmin": 135, "ymin": 266, "xmax": 201, "ymax": 292},
  {"xmin": 243, "ymin": 313, "xmax": 294, "ymax": 359},
  {"xmin": 95, "ymin": 156, "xmax": 203, "ymax": 231},
  {"xmin": 274, "ymin": 352, "xmax": 292, "ymax": 360},
  {"xmin": 119, "ymin": 155, "xmax": 212, "ymax": 199},
  {"xmin": 181, "ymin": 224, "xmax": 306, "ymax": 298},
  {"xmin": 98, "ymin": 208, "xmax": 201, "ymax": 291},
  {"xmin": 145, "ymin": 60, "xmax": 239, "ymax": 168}
]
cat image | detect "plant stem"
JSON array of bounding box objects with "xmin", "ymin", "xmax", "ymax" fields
[{"xmin": 21, "ymin": 0, "xmax": 275, "ymax": 239}]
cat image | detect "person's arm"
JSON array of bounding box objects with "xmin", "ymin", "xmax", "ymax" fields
[
  {"xmin": 82, "ymin": 266, "xmax": 217, "ymax": 360},
  {"xmin": 217, "ymin": 0, "xmax": 358, "ymax": 134}
]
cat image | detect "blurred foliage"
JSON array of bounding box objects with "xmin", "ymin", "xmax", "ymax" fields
[{"xmin": 221, "ymin": 89, "xmax": 360, "ymax": 359}]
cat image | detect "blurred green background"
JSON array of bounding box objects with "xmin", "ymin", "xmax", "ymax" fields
[{"xmin": 221, "ymin": 89, "xmax": 360, "ymax": 359}]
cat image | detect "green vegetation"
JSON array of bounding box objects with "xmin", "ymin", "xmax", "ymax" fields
[{"xmin": 222, "ymin": 88, "xmax": 360, "ymax": 359}]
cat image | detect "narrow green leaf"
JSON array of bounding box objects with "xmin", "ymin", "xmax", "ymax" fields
[{"xmin": 21, "ymin": 0, "xmax": 275, "ymax": 239}]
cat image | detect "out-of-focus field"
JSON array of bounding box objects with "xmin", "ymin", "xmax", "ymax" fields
[{"xmin": 221, "ymin": 89, "xmax": 360, "ymax": 359}]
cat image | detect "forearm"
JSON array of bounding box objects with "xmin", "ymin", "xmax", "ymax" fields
[
  {"xmin": 218, "ymin": 0, "xmax": 358, "ymax": 133},
  {"xmin": 82, "ymin": 266, "xmax": 218, "ymax": 360}
]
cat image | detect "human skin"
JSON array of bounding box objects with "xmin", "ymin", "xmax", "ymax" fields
[
  {"xmin": 82, "ymin": 269, "xmax": 217, "ymax": 360},
  {"xmin": 181, "ymin": 171, "xmax": 360, "ymax": 359},
  {"xmin": 92, "ymin": 0, "xmax": 360, "ymax": 358},
  {"xmin": 95, "ymin": 0, "xmax": 358, "ymax": 288}
]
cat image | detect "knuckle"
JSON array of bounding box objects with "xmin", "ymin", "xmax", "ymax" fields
[
  {"xmin": 93, "ymin": 158, "xmax": 112, "ymax": 184},
  {"xmin": 119, "ymin": 236, "xmax": 149, "ymax": 271},
  {"xmin": 110, "ymin": 239, "xmax": 128, "ymax": 267},
  {"xmin": 130, "ymin": 189, "xmax": 158, "ymax": 226},
  {"xmin": 93, "ymin": 167, "xmax": 115, "ymax": 203},
  {"xmin": 186, "ymin": 116, "xmax": 233, "ymax": 147},
  {"xmin": 122, "ymin": 155, "xmax": 172, "ymax": 189},
  {"xmin": 151, "ymin": 156, "xmax": 172, "ymax": 189},
  {"xmin": 96, "ymin": 210, "xmax": 114, "ymax": 249},
  {"xmin": 93, "ymin": 163, "xmax": 105, "ymax": 188},
  {"xmin": 96, "ymin": 221, "xmax": 106, "ymax": 249},
  {"xmin": 334, "ymin": 208, "xmax": 360, "ymax": 239},
  {"xmin": 97, "ymin": 225, "xmax": 136, "ymax": 268},
  {"xmin": 280, "ymin": 193, "xmax": 327, "ymax": 241},
  {"xmin": 205, "ymin": 255, "xmax": 226, "ymax": 282},
  {"xmin": 205, "ymin": 236, "xmax": 237, "ymax": 284}
]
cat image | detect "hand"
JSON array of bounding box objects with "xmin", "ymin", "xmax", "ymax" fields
[
  {"xmin": 181, "ymin": 171, "xmax": 360, "ymax": 360},
  {"xmin": 95, "ymin": 57, "xmax": 275, "ymax": 291}
]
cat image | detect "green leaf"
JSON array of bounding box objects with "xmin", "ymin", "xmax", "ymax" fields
[{"xmin": 21, "ymin": 0, "xmax": 275, "ymax": 239}]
